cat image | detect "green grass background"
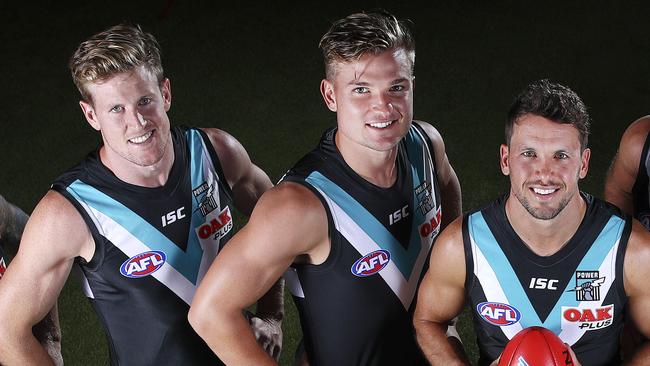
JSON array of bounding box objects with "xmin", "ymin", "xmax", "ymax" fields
[{"xmin": 1, "ymin": 1, "xmax": 649, "ymax": 365}]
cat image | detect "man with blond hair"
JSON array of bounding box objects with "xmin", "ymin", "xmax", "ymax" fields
[{"xmin": 0, "ymin": 24, "xmax": 282, "ymax": 365}]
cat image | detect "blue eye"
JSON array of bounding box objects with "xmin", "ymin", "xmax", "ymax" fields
[
  {"xmin": 353, "ymin": 87, "xmax": 369, "ymax": 94},
  {"xmin": 110, "ymin": 105, "xmax": 124, "ymax": 113},
  {"xmin": 138, "ymin": 97, "xmax": 152, "ymax": 106}
]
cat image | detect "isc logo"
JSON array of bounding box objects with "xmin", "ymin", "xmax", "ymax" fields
[
  {"xmin": 161, "ymin": 207, "xmax": 185, "ymax": 227},
  {"xmin": 529, "ymin": 277, "xmax": 559, "ymax": 290},
  {"xmin": 351, "ymin": 250, "xmax": 391, "ymax": 277},
  {"xmin": 477, "ymin": 302, "xmax": 521, "ymax": 326},
  {"xmin": 388, "ymin": 205, "xmax": 409, "ymax": 225},
  {"xmin": 120, "ymin": 251, "xmax": 166, "ymax": 278}
]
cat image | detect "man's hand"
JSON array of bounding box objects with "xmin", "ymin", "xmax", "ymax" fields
[{"xmin": 249, "ymin": 314, "xmax": 282, "ymax": 361}]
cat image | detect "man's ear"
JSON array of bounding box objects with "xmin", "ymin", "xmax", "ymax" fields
[
  {"xmin": 579, "ymin": 148, "xmax": 591, "ymax": 179},
  {"xmin": 160, "ymin": 78, "xmax": 172, "ymax": 112},
  {"xmin": 500, "ymin": 144, "xmax": 510, "ymax": 176},
  {"xmin": 79, "ymin": 100, "xmax": 100, "ymax": 131},
  {"xmin": 320, "ymin": 79, "xmax": 337, "ymax": 112}
]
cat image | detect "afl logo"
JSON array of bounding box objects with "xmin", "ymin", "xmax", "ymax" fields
[
  {"xmin": 477, "ymin": 302, "xmax": 521, "ymax": 326},
  {"xmin": 120, "ymin": 251, "xmax": 166, "ymax": 278},
  {"xmin": 351, "ymin": 249, "xmax": 390, "ymax": 277}
]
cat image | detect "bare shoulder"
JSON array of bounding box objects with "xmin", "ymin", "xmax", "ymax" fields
[
  {"xmin": 432, "ymin": 216, "xmax": 465, "ymax": 255},
  {"xmin": 619, "ymin": 116, "xmax": 650, "ymax": 156},
  {"xmin": 623, "ymin": 115, "xmax": 650, "ymax": 141},
  {"xmin": 413, "ymin": 120, "xmax": 444, "ymax": 146},
  {"xmin": 251, "ymin": 181, "xmax": 326, "ymax": 230},
  {"xmin": 199, "ymin": 127, "xmax": 244, "ymax": 160},
  {"xmin": 199, "ymin": 127, "xmax": 254, "ymax": 185},
  {"xmin": 24, "ymin": 190, "xmax": 93, "ymax": 260},
  {"xmin": 623, "ymin": 220, "xmax": 650, "ymax": 295},
  {"xmin": 247, "ymin": 181, "xmax": 328, "ymax": 258}
]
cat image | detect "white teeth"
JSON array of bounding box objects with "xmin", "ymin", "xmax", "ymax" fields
[
  {"xmin": 129, "ymin": 131, "xmax": 153, "ymax": 144},
  {"xmin": 369, "ymin": 121, "xmax": 393, "ymax": 128},
  {"xmin": 533, "ymin": 187, "xmax": 555, "ymax": 195}
]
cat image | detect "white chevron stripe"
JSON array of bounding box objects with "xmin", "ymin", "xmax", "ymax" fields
[
  {"xmin": 471, "ymin": 234, "xmax": 524, "ymax": 339},
  {"xmin": 315, "ymin": 186, "xmax": 430, "ymax": 310},
  {"xmin": 558, "ymin": 240, "xmax": 618, "ymax": 345},
  {"xmin": 76, "ymin": 198, "xmax": 197, "ymax": 305}
]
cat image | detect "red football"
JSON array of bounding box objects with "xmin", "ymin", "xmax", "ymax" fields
[{"xmin": 498, "ymin": 326, "xmax": 575, "ymax": 366}]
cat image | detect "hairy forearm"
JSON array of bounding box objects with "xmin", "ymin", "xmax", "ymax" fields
[{"xmin": 415, "ymin": 320, "xmax": 470, "ymax": 366}]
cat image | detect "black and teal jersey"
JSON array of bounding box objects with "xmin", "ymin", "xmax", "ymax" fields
[
  {"xmin": 52, "ymin": 126, "xmax": 232, "ymax": 365},
  {"xmin": 282, "ymin": 123, "xmax": 442, "ymax": 366},
  {"xmin": 464, "ymin": 194, "xmax": 630, "ymax": 366}
]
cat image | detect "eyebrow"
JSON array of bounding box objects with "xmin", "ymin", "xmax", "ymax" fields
[{"xmin": 347, "ymin": 78, "xmax": 410, "ymax": 86}]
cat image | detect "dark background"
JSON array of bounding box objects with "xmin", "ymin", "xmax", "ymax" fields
[{"xmin": 1, "ymin": 1, "xmax": 648, "ymax": 364}]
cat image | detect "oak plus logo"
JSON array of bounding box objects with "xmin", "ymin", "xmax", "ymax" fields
[{"xmin": 562, "ymin": 304, "xmax": 614, "ymax": 331}]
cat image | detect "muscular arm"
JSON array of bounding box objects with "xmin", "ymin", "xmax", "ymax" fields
[
  {"xmin": 622, "ymin": 221, "xmax": 650, "ymax": 365},
  {"xmin": 201, "ymin": 128, "xmax": 273, "ymax": 216},
  {"xmin": 0, "ymin": 194, "xmax": 63, "ymax": 363},
  {"xmin": 189, "ymin": 183, "xmax": 328, "ymax": 365},
  {"xmin": 604, "ymin": 116, "xmax": 650, "ymax": 215},
  {"xmin": 201, "ymin": 127, "xmax": 285, "ymax": 357},
  {"xmin": 0, "ymin": 191, "xmax": 92, "ymax": 365},
  {"xmin": 413, "ymin": 218, "xmax": 471, "ymax": 365},
  {"xmin": 415, "ymin": 121, "xmax": 462, "ymax": 228}
]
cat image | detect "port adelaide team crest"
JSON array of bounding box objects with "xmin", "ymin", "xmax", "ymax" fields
[{"xmin": 562, "ymin": 270, "xmax": 613, "ymax": 331}]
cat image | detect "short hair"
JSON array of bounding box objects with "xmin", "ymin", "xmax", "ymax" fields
[
  {"xmin": 506, "ymin": 79, "xmax": 590, "ymax": 150},
  {"xmin": 318, "ymin": 10, "xmax": 415, "ymax": 80},
  {"xmin": 69, "ymin": 24, "xmax": 164, "ymax": 102}
]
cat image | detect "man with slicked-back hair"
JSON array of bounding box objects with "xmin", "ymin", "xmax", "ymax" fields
[{"xmin": 190, "ymin": 10, "xmax": 462, "ymax": 366}]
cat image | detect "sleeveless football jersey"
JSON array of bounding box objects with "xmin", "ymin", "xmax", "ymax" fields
[
  {"xmin": 631, "ymin": 130, "xmax": 650, "ymax": 230},
  {"xmin": 282, "ymin": 123, "xmax": 442, "ymax": 366},
  {"xmin": 52, "ymin": 126, "xmax": 232, "ymax": 365},
  {"xmin": 464, "ymin": 194, "xmax": 630, "ymax": 366}
]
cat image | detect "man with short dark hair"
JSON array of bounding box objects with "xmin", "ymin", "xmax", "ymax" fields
[{"xmin": 414, "ymin": 79, "xmax": 650, "ymax": 366}]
